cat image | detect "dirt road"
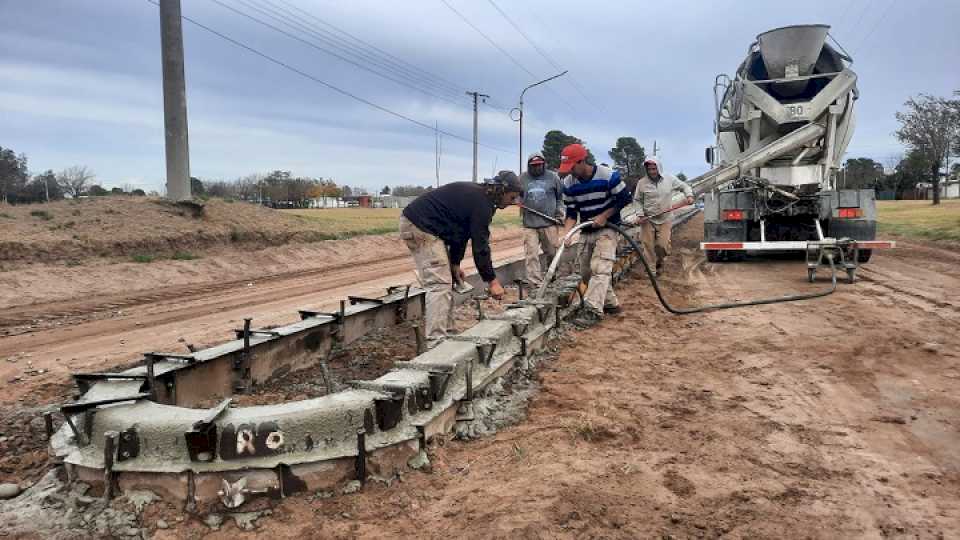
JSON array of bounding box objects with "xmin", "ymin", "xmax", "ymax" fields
[
  {"xmin": 3, "ymin": 216, "xmax": 959, "ymax": 538},
  {"xmin": 0, "ymin": 232, "xmax": 524, "ymax": 405},
  {"xmin": 178, "ymin": 215, "xmax": 955, "ymax": 539}
]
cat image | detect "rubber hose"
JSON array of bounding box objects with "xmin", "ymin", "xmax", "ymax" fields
[{"xmin": 604, "ymin": 222, "xmax": 838, "ymax": 315}]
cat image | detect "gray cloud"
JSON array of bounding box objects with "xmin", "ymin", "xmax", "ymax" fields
[{"xmin": 2, "ymin": 0, "xmax": 958, "ymax": 192}]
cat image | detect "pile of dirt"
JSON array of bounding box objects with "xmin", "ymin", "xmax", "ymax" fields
[{"xmin": 0, "ymin": 197, "xmax": 371, "ymax": 267}]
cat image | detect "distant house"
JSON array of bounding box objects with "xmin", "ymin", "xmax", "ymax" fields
[
  {"xmin": 342, "ymin": 195, "xmax": 372, "ymax": 208},
  {"xmin": 307, "ymin": 196, "xmax": 346, "ymax": 208},
  {"xmin": 379, "ymin": 194, "xmax": 418, "ymax": 209},
  {"xmin": 915, "ymin": 178, "xmax": 959, "ymax": 200}
]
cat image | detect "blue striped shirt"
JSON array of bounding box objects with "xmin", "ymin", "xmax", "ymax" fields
[{"xmin": 562, "ymin": 165, "xmax": 631, "ymax": 224}]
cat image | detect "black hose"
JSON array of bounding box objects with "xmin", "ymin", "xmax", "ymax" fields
[{"xmin": 605, "ymin": 222, "xmax": 838, "ymax": 315}]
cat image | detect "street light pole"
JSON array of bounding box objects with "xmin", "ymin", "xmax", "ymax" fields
[{"xmin": 510, "ymin": 71, "xmax": 567, "ymax": 173}]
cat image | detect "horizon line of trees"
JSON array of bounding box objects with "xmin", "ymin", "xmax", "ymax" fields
[
  {"xmin": 4, "ymin": 90, "xmax": 957, "ymax": 207},
  {"xmin": 0, "ymin": 150, "xmax": 152, "ymax": 205}
]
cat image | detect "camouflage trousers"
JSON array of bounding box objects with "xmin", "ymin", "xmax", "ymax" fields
[{"xmin": 577, "ymin": 228, "xmax": 619, "ymax": 314}]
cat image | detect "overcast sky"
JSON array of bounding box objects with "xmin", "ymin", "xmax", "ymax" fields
[{"xmin": 2, "ymin": 0, "xmax": 958, "ymax": 193}]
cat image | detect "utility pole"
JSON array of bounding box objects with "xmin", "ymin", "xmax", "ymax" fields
[
  {"xmin": 466, "ymin": 91, "xmax": 489, "ymax": 182},
  {"xmin": 160, "ymin": 0, "xmax": 191, "ymax": 201},
  {"xmin": 653, "ymin": 140, "xmax": 659, "ymax": 156}
]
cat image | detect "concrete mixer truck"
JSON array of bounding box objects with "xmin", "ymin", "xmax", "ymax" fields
[{"xmin": 690, "ymin": 24, "xmax": 893, "ymax": 281}]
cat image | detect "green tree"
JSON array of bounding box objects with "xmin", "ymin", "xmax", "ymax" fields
[
  {"xmin": 842, "ymin": 157, "xmax": 884, "ymax": 189},
  {"xmin": 895, "ymin": 93, "xmax": 960, "ymax": 205},
  {"xmin": 677, "ymin": 172, "xmax": 688, "ymax": 182},
  {"xmin": 87, "ymin": 184, "xmax": 108, "ymax": 196},
  {"xmin": 541, "ymin": 130, "xmax": 595, "ymax": 170},
  {"xmin": 882, "ymin": 149, "xmax": 931, "ymax": 199},
  {"xmin": 381, "ymin": 186, "xmax": 391, "ymax": 195},
  {"xmin": 608, "ymin": 137, "xmax": 646, "ymax": 177},
  {"xmin": 190, "ymin": 176, "xmax": 206, "ymax": 196},
  {"xmin": 25, "ymin": 170, "xmax": 62, "ymax": 203},
  {"xmin": 0, "ymin": 146, "xmax": 29, "ymax": 203}
]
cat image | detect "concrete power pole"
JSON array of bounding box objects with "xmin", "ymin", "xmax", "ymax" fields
[
  {"xmin": 466, "ymin": 91, "xmax": 489, "ymax": 182},
  {"xmin": 160, "ymin": 0, "xmax": 191, "ymax": 200}
]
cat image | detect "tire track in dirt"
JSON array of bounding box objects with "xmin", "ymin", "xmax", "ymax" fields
[{"xmin": 0, "ymin": 236, "xmax": 524, "ymax": 404}]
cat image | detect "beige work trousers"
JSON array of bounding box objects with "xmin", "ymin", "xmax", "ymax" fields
[
  {"xmin": 522, "ymin": 226, "xmax": 561, "ymax": 287},
  {"xmin": 577, "ymin": 228, "xmax": 619, "ymax": 314},
  {"xmin": 641, "ymin": 220, "xmax": 672, "ymax": 265},
  {"xmin": 398, "ymin": 216, "xmax": 454, "ymax": 342}
]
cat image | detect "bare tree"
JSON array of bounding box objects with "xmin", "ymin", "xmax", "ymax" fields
[
  {"xmin": 57, "ymin": 165, "xmax": 96, "ymax": 198},
  {"xmin": 895, "ymin": 94, "xmax": 960, "ymax": 205}
]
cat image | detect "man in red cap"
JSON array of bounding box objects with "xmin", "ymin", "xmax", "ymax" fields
[
  {"xmin": 519, "ymin": 152, "xmax": 565, "ymax": 287},
  {"xmin": 558, "ymin": 143, "xmax": 632, "ymax": 328}
]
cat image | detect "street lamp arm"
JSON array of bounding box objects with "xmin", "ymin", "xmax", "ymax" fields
[{"xmin": 520, "ymin": 70, "xmax": 568, "ymax": 101}]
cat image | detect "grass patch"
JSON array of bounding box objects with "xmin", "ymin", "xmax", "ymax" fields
[
  {"xmin": 131, "ymin": 254, "xmax": 155, "ymax": 263},
  {"xmin": 65, "ymin": 260, "xmax": 82, "ymax": 267},
  {"xmin": 0, "ymin": 212, "xmax": 12, "ymax": 219},
  {"xmin": 30, "ymin": 210, "xmax": 53, "ymax": 221},
  {"xmin": 877, "ymin": 200, "xmax": 960, "ymax": 243},
  {"xmin": 172, "ymin": 251, "xmax": 200, "ymax": 260}
]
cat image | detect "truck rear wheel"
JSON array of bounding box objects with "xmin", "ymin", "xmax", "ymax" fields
[
  {"xmin": 706, "ymin": 250, "xmax": 723, "ymax": 263},
  {"xmin": 857, "ymin": 249, "xmax": 872, "ymax": 263}
]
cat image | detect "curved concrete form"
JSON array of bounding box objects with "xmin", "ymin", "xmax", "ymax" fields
[{"xmin": 49, "ymin": 214, "xmax": 699, "ymax": 508}]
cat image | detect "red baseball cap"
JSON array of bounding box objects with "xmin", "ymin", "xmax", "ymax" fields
[{"xmin": 558, "ymin": 143, "xmax": 588, "ymax": 174}]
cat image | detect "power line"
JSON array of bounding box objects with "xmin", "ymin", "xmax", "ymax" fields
[
  {"xmin": 437, "ymin": 0, "xmax": 578, "ymax": 112},
  {"xmin": 274, "ymin": 0, "xmax": 469, "ymax": 98},
  {"xmin": 438, "ymin": 0, "xmax": 535, "ymax": 79},
  {"xmin": 233, "ymin": 0, "xmax": 512, "ymax": 114},
  {"xmin": 211, "ymin": 0, "xmax": 470, "ymax": 108},
  {"xmin": 260, "ymin": 0, "xmax": 469, "ymax": 101},
  {"xmin": 851, "ymin": 0, "xmax": 896, "ymax": 53},
  {"xmin": 142, "ymin": 0, "xmax": 510, "ymax": 153},
  {"xmin": 484, "ymin": 0, "xmax": 602, "ymax": 112},
  {"xmin": 845, "ymin": 0, "xmax": 874, "ymax": 45},
  {"xmin": 266, "ymin": 0, "xmax": 513, "ymax": 114}
]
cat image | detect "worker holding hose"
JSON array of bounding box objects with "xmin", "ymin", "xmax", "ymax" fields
[
  {"xmin": 398, "ymin": 172, "xmax": 523, "ymax": 346},
  {"xmin": 519, "ymin": 152, "xmax": 565, "ymax": 287},
  {"xmin": 558, "ymin": 143, "xmax": 633, "ymax": 328},
  {"xmin": 632, "ymin": 156, "xmax": 694, "ymax": 275}
]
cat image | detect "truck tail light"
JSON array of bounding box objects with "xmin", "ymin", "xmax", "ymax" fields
[
  {"xmin": 722, "ymin": 209, "xmax": 744, "ymax": 221},
  {"xmin": 838, "ymin": 208, "xmax": 862, "ymax": 219}
]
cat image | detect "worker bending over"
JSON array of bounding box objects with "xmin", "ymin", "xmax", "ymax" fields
[
  {"xmin": 399, "ymin": 172, "xmax": 522, "ymax": 345},
  {"xmin": 558, "ymin": 143, "xmax": 632, "ymax": 328},
  {"xmin": 519, "ymin": 152, "xmax": 565, "ymax": 287},
  {"xmin": 633, "ymin": 156, "xmax": 694, "ymax": 275}
]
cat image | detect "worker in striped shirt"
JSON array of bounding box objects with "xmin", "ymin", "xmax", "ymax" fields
[{"xmin": 558, "ymin": 143, "xmax": 633, "ymax": 328}]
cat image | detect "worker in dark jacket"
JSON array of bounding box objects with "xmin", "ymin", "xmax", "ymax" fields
[{"xmin": 399, "ymin": 172, "xmax": 522, "ymax": 345}]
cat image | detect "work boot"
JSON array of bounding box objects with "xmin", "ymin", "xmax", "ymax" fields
[
  {"xmin": 603, "ymin": 304, "xmax": 623, "ymax": 315},
  {"xmin": 572, "ymin": 310, "xmax": 602, "ymax": 329}
]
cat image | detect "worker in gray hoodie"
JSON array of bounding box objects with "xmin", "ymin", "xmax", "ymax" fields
[
  {"xmin": 519, "ymin": 152, "xmax": 565, "ymax": 287},
  {"xmin": 632, "ymin": 156, "xmax": 694, "ymax": 274}
]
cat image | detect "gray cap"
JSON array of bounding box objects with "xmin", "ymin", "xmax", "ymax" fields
[{"xmin": 490, "ymin": 170, "xmax": 522, "ymax": 193}]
